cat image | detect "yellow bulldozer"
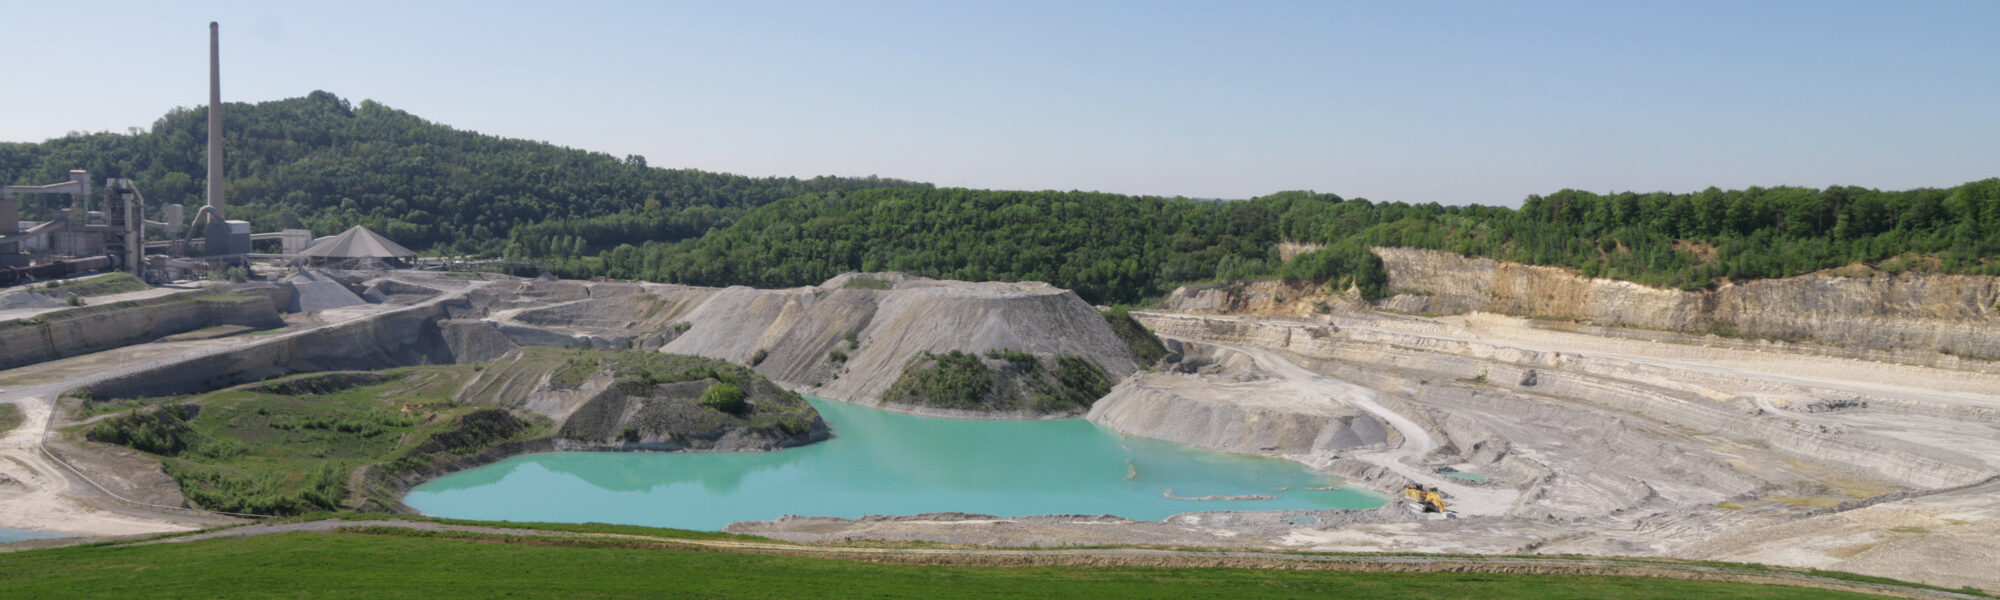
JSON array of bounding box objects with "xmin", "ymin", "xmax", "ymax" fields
[{"xmin": 1402, "ymin": 484, "xmax": 1448, "ymax": 514}]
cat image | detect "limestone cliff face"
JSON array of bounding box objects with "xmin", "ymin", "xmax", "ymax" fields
[
  {"xmin": 1158, "ymin": 280, "xmax": 1367, "ymax": 319},
  {"xmin": 0, "ymin": 283, "xmax": 289, "ymax": 371},
  {"xmin": 85, "ymin": 300, "xmax": 451, "ymax": 398},
  {"xmin": 1134, "ymin": 312, "xmax": 1997, "ymax": 493},
  {"xmin": 1175, "ymin": 247, "xmax": 2000, "ymax": 358},
  {"xmin": 1370, "ymin": 247, "xmax": 1703, "ymax": 328}
]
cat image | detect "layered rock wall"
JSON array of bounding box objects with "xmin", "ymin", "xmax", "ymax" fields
[
  {"xmin": 85, "ymin": 301, "xmax": 448, "ymax": 398},
  {"xmin": 1134, "ymin": 313, "xmax": 1997, "ymax": 492},
  {"xmin": 0, "ymin": 284, "xmax": 288, "ymax": 370},
  {"xmin": 1371, "ymin": 247, "xmax": 2000, "ymax": 357}
]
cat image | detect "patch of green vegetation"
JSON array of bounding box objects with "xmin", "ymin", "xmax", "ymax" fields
[
  {"xmin": 1101, "ymin": 307, "xmax": 1167, "ymax": 365},
  {"xmin": 840, "ymin": 276, "xmax": 893, "ymax": 290},
  {"xmin": 884, "ymin": 350, "xmax": 1112, "ymax": 414},
  {"xmin": 699, "ymin": 381, "xmax": 747, "ymax": 414},
  {"xmin": 984, "ymin": 347, "xmax": 1037, "ymax": 367},
  {"xmin": 671, "ymin": 321, "xmax": 692, "ymax": 334},
  {"xmin": 379, "ymin": 408, "xmax": 535, "ymax": 486},
  {"xmin": 828, "ymin": 348, "xmax": 848, "ymax": 364},
  {"xmin": 0, "ymin": 527, "xmax": 1908, "ymax": 599},
  {"xmin": 843, "ymin": 330, "xmax": 860, "ymax": 349},
  {"xmin": 78, "ymin": 367, "xmax": 545, "ymax": 516},
  {"xmin": 85, "ymin": 404, "xmax": 202, "ymax": 456},
  {"xmin": 636, "ymin": 294, "xmax": 669, "ymax": 320},
  {"xmin": 746, "ymin": 348, "xmax": 768, "ymax": 366},
  {"xmin": 0, "ymin": 403, "xmax": 21, "ymax": 436},
  {"xmin": 63, "ymin": 272, "xmax": 150, "ymax": 297},
  {"xmin": 1275, "ymin": 242, "xmax": 1391, "ymax": 300},
  {"xmin": 882, "ymin": 350, "xmax": 992, "ymax": 410},
  {"xmin": 549, "ymin": 357, "xmax": 599, "ymax": 388},
  {"xmin": 1034, "ymin": 355, "xmax": 1112, "ymax": 413}
]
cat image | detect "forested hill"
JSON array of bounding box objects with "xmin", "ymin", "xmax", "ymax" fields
[
  {"xmin": 0, "ymin": 91, "xmax": 927, "ymax": 254},
  {"xmin": 547, "ymin": 181, "xmax": 2000, "ymax": 305},
  {"xmin": 5, "ymin": 91, "xmax": 1993, "ymax": 304}
]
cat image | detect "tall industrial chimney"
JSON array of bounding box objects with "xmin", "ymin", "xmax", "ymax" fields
[
  {"xmin": 202, "ymin": 21, "xmax": 234, "ymax": 256},
  {"xmin": 206, "ymin": 21, "xmax": 224, "ymax": 218}
]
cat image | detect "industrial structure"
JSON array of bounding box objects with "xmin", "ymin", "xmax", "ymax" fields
[
  {"xmin": 0, "ymin": 172, "xmax": 148, "ymax": 285},
  {"xmin": 0, "ymin": 22, "xmax": 318, "ymax": 287},
  {"xmin": 296, "ymin": 225, "xmax": 417, "ymax": 268}
]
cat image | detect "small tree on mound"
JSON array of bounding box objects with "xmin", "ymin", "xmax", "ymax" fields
[{"xmin": 700, "ymin": 381, "xmax": 747, "ymax": 414}]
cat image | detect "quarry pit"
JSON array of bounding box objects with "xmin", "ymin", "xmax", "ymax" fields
[{"xmin": 2, "ymin": 250, "xmax": 1997, "ymax": 593}]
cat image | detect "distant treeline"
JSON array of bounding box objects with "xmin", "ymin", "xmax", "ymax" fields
[
  {"xmin": 0, "ymin": 91, "xmax": 926, "ymax": 255},
  {"xmin": 538, "ymin": 181, "xmax": 2000, "ymax": 305},
  {"xmin": 5, "ymin": 91, "xmax": 1993, "ymax": 304}
]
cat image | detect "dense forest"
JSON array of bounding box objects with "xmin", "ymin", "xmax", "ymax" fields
[
  {"xmin": 5, "ymin": 91, "xmax": 1995, "ymax": 304},
  {"xmin": 0, "ymin": 91, "xmax": 926, "ymax": 255},
  {"xmin": 543, "ymin": 180, "xmax": 2000, "ymax": 304}
]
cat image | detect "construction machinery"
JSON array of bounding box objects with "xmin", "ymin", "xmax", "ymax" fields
[{"xmin": 1401, "ymin": 483, "xmax": 1450, "ymax": 516}]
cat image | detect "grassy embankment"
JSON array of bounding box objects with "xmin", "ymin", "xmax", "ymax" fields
[
  {"xmin": 1102, "ymin": 307, "xmax": 1167, "ymax": 365},
  {"xmin": 0, "ymin": 522, "xmax": 1932, "ymax": 599},
  {"xmin": 30, "ymin": 272, "xmax": 152, "ymax": 298},
  {"xmin": 0, "ymin": 403, "xmax": 21, "ymax": 435},
  {"xmin": 74, "ymin": 347, "xmax": 821, "ymax": 515},
  {"xmin": 874, "ymin": 310, "xmax": 1160, "ymax": 413},
  {"xmin": 77, "ymin": 366, "xmax": 544, "ymax": 515},
  {"xmin": 537, "ymin": 347, "xmax": 819, "ymax": 442}
]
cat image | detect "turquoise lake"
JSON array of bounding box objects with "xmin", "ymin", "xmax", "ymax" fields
[
  {"xmin": 406, "ymin": 396, "xmax": 1383, "ymax": 531},
  {"xmin": 0, "ymin": 528, "xmax": 68, "ymax": 543}
]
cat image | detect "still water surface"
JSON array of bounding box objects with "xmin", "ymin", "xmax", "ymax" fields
[
  {"xmin": 407, "ymin": 396, "xmax": 1382, "ymax": 530},
  {"xmin": 0, "ymin": 528, "xmax": 68, "ymax": 543}
]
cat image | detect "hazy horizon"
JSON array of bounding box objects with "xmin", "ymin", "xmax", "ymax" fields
[{"xmin": 3, "ymin": 1, "xmax": 1997, "ymax": 207}]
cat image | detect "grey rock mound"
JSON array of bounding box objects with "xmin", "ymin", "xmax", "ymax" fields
[
  {"xmin": 659, "ymin": 273, "xmax": 1139, "ymax": 408},
  {"xmin": 284, "ymin": 270, "xmax": 367, "ymax": 313}
]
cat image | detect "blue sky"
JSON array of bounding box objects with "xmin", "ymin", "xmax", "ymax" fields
[{"xmin": 2, "ymin": 1, "xmax": 1995, "ymax": 206}]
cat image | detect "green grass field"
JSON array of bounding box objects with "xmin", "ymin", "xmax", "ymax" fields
[
  {"xmin": 0, "ymin": 527, "xmax": 1899, "ymax": 600},
  {"xmin": 78, "ymin": 367, "xmax": 547, "ymax": 515}
]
